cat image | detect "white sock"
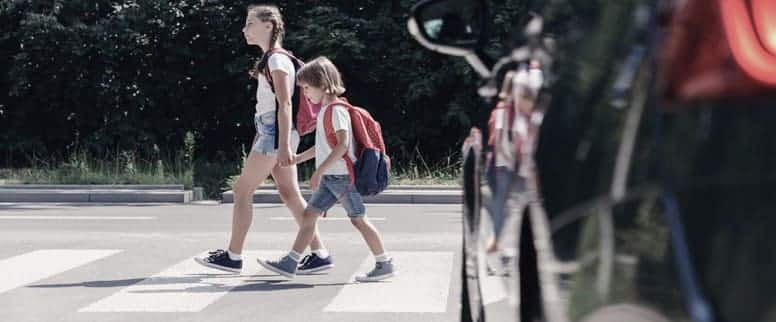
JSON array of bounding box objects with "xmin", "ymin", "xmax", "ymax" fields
[
  {"xmin": 227, "ymin": 250, "xmax": 242, "ymax": 261},
  {"xmin": 312, "ymin": 249, "xmax": 330, "ymax": 259},
  {"xmin": 375, "ymin": 253, "xmax": 390, "ymax": 263},
  {"xmin": 288, "ymin": 250, "xmax": 302, "ymax": 262}
]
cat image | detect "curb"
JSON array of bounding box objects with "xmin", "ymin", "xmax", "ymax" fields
[
  {"xmin": 0, "ymin": 184, "xmax": 184, "ymax": 190},
  {"xmin": 0, "ymin": 185, "xmax": 193, "ymax": 203},
  {"xmin": 0, "ymin": 184, "xmax": 461, "ymax": 204},
  {"xmin": 254, "ymin": 184, "xmax": 461, "ymax": 191}
]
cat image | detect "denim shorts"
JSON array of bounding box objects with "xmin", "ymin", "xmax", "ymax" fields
[
  {"xmin": 307, "ymin": 175, "xmax": 366, "ymax": 218},
  {"xmin": 253, "ymin": 111, "xmax": 300, "ymax": 155}
]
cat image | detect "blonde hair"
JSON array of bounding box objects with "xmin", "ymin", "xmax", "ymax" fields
[
  {"xmin": 296, "ymin": 57, "xmax": 346, "ymax": 96},
  {"xmin": 248, "ymin": 5, "xmax": 285, "ymax": 79}
]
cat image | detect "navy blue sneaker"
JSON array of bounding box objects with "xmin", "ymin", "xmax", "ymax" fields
[
  {"xmin": 194, "ymin": 249, "xmax": 242, "ymax": 273},
  {"xmin": 297, "ymin": 253, "xmax": 334, "ymax": 275}
]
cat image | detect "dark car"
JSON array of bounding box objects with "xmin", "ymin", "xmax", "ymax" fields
[{"xmin": 408, "ymin": 0, "xmax": 776, "ymax": 322}]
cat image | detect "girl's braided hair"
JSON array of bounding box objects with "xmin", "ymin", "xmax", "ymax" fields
[{"xmin": 247, "ymin": 5, "xmax": 285, "ymax": 79}]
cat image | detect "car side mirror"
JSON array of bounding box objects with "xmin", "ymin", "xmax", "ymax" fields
[{"xmin": 408, "ymin": 0, "xmax": 491, "ymax": 77}]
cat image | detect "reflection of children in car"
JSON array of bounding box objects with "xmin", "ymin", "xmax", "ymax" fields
[{"xmin": 484, "ymin": 63, "xmax": 544, "ymax": 266}]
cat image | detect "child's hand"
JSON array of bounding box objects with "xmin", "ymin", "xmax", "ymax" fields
[
  {"xmin": 291, "ymin": 153, "xmax": 306, "ymax": 165},
  {"xmin": 462, "ymin": 127, "xmax": 482, "ymax": 154},
  {"xmin": 278, "ymin": 147, "xmax": 293, "ymax": 167},
  {"xmin": 310, "ymin": 171, "xmax": 322, "ymax": 191},
  {"xmin": 287, "ymin": 154, "xmax": 298, "ymax": 166}
]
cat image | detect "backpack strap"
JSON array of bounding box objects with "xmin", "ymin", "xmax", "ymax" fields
[
  {"xmin": 323, "ymin": 100, "xmax": 356, "ymax": 184},
  {"xmin": 261, "ymin": 48, "xmax": 304, "ymax": 89}
]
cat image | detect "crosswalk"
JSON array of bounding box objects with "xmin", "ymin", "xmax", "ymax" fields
[
  {"xmin": 80, "ymin": 250, "xmax": 286, "ymax": 312},
  {"xmin": 0, "ymin": 250, "xmax": 122, "ymax": 294},
  {"xmin": 0, "ymin": 249, "xmax": 461, "ymax": 314},
  {"xmin": 324, "ymin": 252, "xmax": 454, "ymax": 313}
]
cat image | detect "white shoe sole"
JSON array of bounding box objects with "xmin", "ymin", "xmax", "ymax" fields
[
  {"xmin": 297, "ymin": 263, "xmax": 335, "ymax": 275},
  {"xmin": 256, "ymin": 259, "xmax": 296, "ymax": 279},
  {"xmin": 355, "ymin": 272, "xmax": 396, "ymax": 282},
  {"xmin": 193, "ymin": 257, "xmax": 242, "ymax": 274}
]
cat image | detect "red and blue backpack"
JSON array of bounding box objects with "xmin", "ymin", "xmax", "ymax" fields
[{"xmin": 322, "ymin": 99, "xmax": 391, "ymax": 196}]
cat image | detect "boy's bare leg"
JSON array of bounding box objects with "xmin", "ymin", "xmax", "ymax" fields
[
  {"xmin": 350, "ymin": 217, "xmax": 386, "ymax": 256},
  {"xmin": 351, "ymin": 216, "xmax": 396, "ymax": 282}
]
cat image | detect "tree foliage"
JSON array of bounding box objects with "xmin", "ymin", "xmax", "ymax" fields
[{"xmin": 0, "ymin": 0, "xmax": 528, "ymax": 168}]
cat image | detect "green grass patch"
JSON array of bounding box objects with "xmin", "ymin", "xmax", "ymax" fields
[
  {"xmin": 1, "ymin": 151, "xmax": 194, "ymax": 188},
  {"xmin": 391, "ymin": 161, "xmax": 460, "ymax": 186},
  {"xmin": 1, "ymin": 132, "xmax": 198, "ymax": 189},
  {"xmin": 225, "ymin": 162, "xmax": 461, "ymax": 188},
  {"xmin": 226, "ymin": 153, "xmax": 462, "ymax": 187}
]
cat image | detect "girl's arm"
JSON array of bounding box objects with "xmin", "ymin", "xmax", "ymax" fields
[
  {"xmin": 271, "ymin": 69, "xmax": 293, "ymax": 166},
  {"xmin": 294, "ymin": 147, "xmax": 315, "ymax": 164}
]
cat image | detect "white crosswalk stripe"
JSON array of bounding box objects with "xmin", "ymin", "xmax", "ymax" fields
[
  {"xmin": 1, "ymin": 249, "xmax": 460, "ymax": 314},
  {"xmin": 0, "ymin": 216, "xmax": 154, "ymax": 220},
  {"xmin": 79, "ymin": 250, "xmax": 284, "ymax": 312},
  {"xmin": 0, "ymin": 249, "xmax": 122, "ymax": 295},
  {"xmin": 481, "ymin": 274, "xmax": 509, "ymax": 305},
  {"xmin": 323, "ymin": 251, "xmax": 454, "ymax": 313},
  {"xmin": 268, "ymin": 217, "xmax": 386, "ymax": 221}
]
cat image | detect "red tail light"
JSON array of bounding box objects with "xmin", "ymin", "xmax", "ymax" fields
[
  {"xmin": 752, "ymin": 0, "xmax": 776, "ymax": 55},
  {"xmin": 660, "ymin": 0, "xmax": 776, "ymax": 102},
  {"xmin": 720, "ymin": 0, "xmax": 776, "ymax": 85}
]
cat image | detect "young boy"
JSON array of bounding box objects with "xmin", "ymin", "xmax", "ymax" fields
[{"xmin": 257, "ymin": 57, "xmax": 396, "ymax": 282}]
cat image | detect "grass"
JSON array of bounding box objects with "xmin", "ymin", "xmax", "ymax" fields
[
  {"xmin": 2, "ymin": 167, "xmax": 193, "ymax": 187},
  {"xmin": 391, "ymin": 161, "xmax": 460, "ymax": 186},
  {"xmin": 2, "ymin": 156, "xmax": 459, "ymax": 199},
  {"xmin": 1, "ymin": 151, "xmax": 194, "ymax": 188},
  {"xmin": 391, "ymin": 148, "xmax": 461, "ymax": 186},
  {"xmin": 2, "ymin": 138, "xmax": 462, "ymax": 200},
  {"xmin": 223, "ymin": 137, "xmax": 464, "ymax": 188},
  {"xmin": 1, "ymin": 132, "xmax": 197, "ymax": 189},
  {"xmin": 225, "ymin": 163, "xmax": 461, "ymax": 189},
  {"xmin": 222, "ymin": 139, "xmax": 464, "ymax": 190},
  {"xmin": 224, "ymin": 152, "xmax": 462, "ymax": 188}
]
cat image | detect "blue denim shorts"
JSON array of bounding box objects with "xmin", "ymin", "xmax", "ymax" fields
[
  {"xmin": 253, "ymin": 111, "xmax": 300, "ymax": 155},
  {"xmin": 307, "ymin": 175, "xmax": 366, "ymax": 217}
]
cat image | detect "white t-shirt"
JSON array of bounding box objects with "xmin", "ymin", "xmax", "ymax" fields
[
  {"xmin": 493, "ymin": 108, "xmax": 544, "ymax": 171},
  {"xmin": 512, "ymin": 67, "xmax": 543, "ymax": 94},
  {"xmin": 255, "ymin": 54, "xmax": 296, "ymax": 115},
  {"xmin": 315, "ymin": 104, "xmax": 357, "ymax": 175}
]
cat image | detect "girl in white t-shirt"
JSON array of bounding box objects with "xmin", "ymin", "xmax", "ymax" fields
[
  {"xmin": 485, "ymin": 67, "xmax": 543, "ymax": 261},
  {"xmin": 196, "ymin": 5, "xmax": 331, "ymax": 274},
  {"xmin": 485, "ymin": 72, "xmax": 520, "ymax": 255}
]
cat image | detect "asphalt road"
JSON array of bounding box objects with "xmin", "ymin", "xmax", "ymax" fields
[{"xmin": 0, "ymin": 202, "xmax": 470, "ymax": 322}]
